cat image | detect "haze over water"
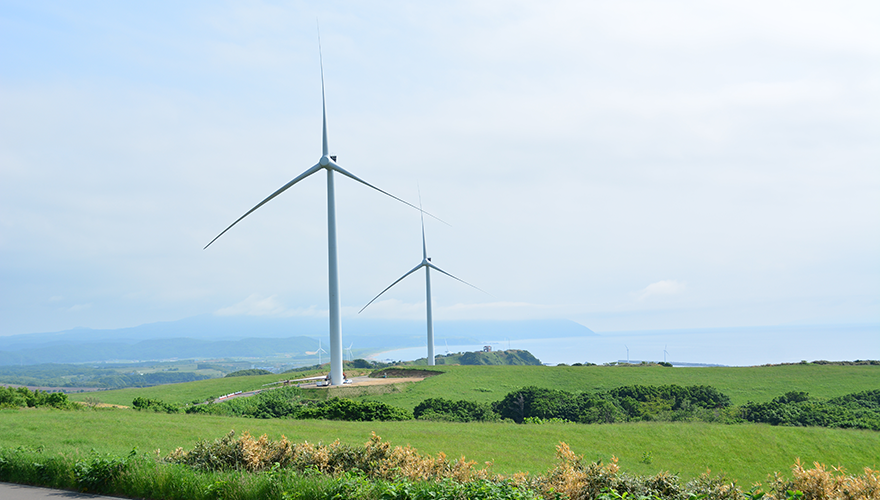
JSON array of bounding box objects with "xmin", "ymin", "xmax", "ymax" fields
[{"xmin": 374, "ymin": 324, "xmax": 879, "ymax": 367}]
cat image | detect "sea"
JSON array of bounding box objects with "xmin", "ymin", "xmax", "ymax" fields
[{"xmin": 370, "ymin": 323, "xmax": 880, "ymax": 367}]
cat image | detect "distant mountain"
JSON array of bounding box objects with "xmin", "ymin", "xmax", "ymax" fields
[{"xmin": 0, "ymin": 315, "xmax": 595, "ymax": 365}]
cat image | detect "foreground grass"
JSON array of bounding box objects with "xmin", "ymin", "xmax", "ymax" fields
[
  {"xmin": 1, "ymin": 408, "xmax": 877, "ymax": 485},
  {"xmin": 69, "ymin": 364, "xmax": 880, "ymax": 410}
]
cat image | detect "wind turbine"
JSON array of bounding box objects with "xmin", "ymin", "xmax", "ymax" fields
[
  {"xmin": 359, "ymin": 200, "xmax": 483, "ymax": 366},
  {"xmin": 346, "ymin": 342, "xmax": 354, "ymax": 362},
  {"xmin": 625, "ymin": 345, "xmax": 629, "ymax": 364},
  {"xmin": 663, "ymin": 345, "xmax": 669, "ymax": 364},
  {"xmin": 316, "ymin": 339, "xmax": 327, "ymax": 366},
  {"xmin": 204, "ymin": 38, "xmax": 427, "ymax": 386}
]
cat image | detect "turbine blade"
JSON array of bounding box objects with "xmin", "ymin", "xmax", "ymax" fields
[
  {"xmin": 426, "ymin": 262, "xmax": 489, "ymax": 295},
  {"xmin": 204, "ymin": 163, "xmax": 323, "ymax": 249},
  {"xmin": 418, "ymin": 187, "xmax": 427, "ymax": 260},
  {"xmin": 317, "ymin": 24, "xmax": 328, "ymax": 157},
  {"xmin": 358, "ymin": 262, "xmax": 425, "ymax": 313},
  {"xmin": 329, "ymin": 160, "xmax": 447, "ymax": 224}
]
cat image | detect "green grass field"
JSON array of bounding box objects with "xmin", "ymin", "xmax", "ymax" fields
[
  {"xmin": 70, "ymin": 363, "xmax": 880, "ymax": 409},
  {"xmin": 32, "ymin": 363, "xmax": 880, "ymax": 489},
  {"xmin": 1, "ymin": 408, "xmax": 877, "ymax": 486}
]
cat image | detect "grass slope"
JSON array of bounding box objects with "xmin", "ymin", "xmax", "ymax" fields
[
  {"xmin": 68, "ymin": 368, "xmax": 372, "ymax": 407},
  {"xmin": 355, "ymin": 364, "xmax": 880, "ymax": 410},
  {"xmin": 1, "ymin": 409, "xmax": 877, "ymax": 486},
  {"xmin": 70, "ymin": 364, "xmax": 880, "ymax": 409}
]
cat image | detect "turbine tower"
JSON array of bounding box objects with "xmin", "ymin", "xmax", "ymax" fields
[
  {"xmin": 359, "ymin": 201, "xmax": 482, "ymax": 365},
  {"xmin": 204, "ymin": 40, "xmax": 425, "ymax": 385}
]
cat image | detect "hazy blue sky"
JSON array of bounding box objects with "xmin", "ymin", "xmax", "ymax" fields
[{"xmin": 1, "ymin": 1, "xmax": 878, "ymax": 338}]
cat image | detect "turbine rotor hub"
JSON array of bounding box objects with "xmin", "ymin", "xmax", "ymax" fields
[{"xmin": 320, "ymin": 155, "xmax": 330, "ymax": 167}]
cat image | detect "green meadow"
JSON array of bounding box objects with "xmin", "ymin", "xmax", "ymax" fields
[
  {"xmin": 69, "ymin": 363, "xmax": 880, "ymax": 409},
  {"xmin": 1, "ymin": 409, "xmax": 878, "ymax": 486},
  {"xmin": 0, "ymin": 362, "xmax": 865, "ymax": 487}
]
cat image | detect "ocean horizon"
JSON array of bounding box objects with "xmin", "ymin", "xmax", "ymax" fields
[{"xmin": 370, "ymin": 323, "xmax": 880, "ymax": 367}]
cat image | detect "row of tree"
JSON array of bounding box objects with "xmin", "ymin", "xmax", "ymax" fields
[{"xmin": 0, "ymin": 385, "xmax": 76, "ymax": 409}]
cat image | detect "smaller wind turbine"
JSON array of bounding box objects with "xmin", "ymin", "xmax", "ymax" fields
[
  {"xmin": 346, "ymin": 342, "xmax": 354, "ymax": 362},
  {"xmin": 359, "ymin": 195, "xmax": 484, "ymax": 365},
  {"xmin": 444, "ymin": 339, "xmax": 450, "ymax": 355},
  {"xmin": 663, "ymin": 345, "xmax": 669, "ymax": 364},
  {"xmin": 625, "ymin": 345, "xmax": 630, "ymax": 364},
  {"xmin": 317, "ymin": 340, "xmax": 327, "ymax": 366}
]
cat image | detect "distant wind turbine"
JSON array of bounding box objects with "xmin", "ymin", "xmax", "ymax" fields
[
  {"xmin": 346, "ymin": 342, "xmax": 353, "ymax": 362},
  {"xmin": 359, "ymin": 198, "xmax": 484, "ymax": 365},
  {"xmin": 625, "ymin": 345, "xmax": 629, "ymax": 364},
  {"xmin": 663, "ymin": 345, "xmax": 669, "ymax": 364},
  {"xmin": 317, "ymin": 339, "xmax": 327, "ymax": 366},
  {"xmin": 204, "ymin": 34, "xmax": 428, "ymax": 385}
]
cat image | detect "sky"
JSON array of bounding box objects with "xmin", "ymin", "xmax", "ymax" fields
[{"xmin": 1, "ymin": 1, "xmax": 878, "ymax": 340}]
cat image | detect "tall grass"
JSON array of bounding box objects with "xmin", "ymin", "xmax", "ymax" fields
[{"xmin": 1, "ymin": 435, "xmax": 877, "ymax": 500}]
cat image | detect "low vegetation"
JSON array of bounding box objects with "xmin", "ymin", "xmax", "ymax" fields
[
  {"xmin": 226, "ymin": 369, "xmax": 274, "ymax": 377},
  {"xmin": 183, "ymin": 386, "xmax": 411, "ymax": 421},
  {"xmin": 742, "ymin": 390, "xmax": 880, "ymax": 430},
  {"xmin": 0, "ymin": 385, "xmax": 78, "ymax": 410},
  {"xmin": 2, "ymin": 432, "xmax": 878, "ymax": 500}
]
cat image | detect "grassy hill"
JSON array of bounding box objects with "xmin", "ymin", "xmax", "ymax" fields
[
  {"xmin": 403, "ymin": 349, "xmax": 542, "ymax": 366},
  {"xmin": 70, "ymin": 362, "xmax": 880, "ymax": 410}
]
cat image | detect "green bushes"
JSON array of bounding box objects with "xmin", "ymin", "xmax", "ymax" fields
[
  {"xmin": 186, "ymin": 387, "xmax": 411, "ymax": 421},
  {"xmin": 420, "ymin": 385, "xmax": 880, "ymax": 430},
  {"xmin": 414, "ymin": 397, "xmax": 499, "ymax": 422},
  {"xmin": 298, "ymin": 398, "xmax": 412, "ymax": 421},
  {"xmin": 419, "ymin": 385, "xmax": 734, "ymax": 424},
  {"xmin": 226, "ymin": 369, "xmax": 274, "ymax": 377},
  {"xmin": 0, "ymin": 386, "xmax": 76, "ymax": 409},
  {"xmin": 132, "ymin": 397, "xmax": 180, "ymax": 414},
  {"xmin": 741, "ymin": 390, "xmax": 880, "ymax": 430}
]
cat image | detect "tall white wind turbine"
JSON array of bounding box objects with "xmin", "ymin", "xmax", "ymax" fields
[
  {"xmin": 204, "ymin": 40, "xmax": 425, "ymax": 386},
  {"xmin": 359, "ymin": 204, "xmax": 483, "ymax": 366}
]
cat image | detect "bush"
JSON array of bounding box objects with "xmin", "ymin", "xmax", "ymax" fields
[
  {"xmin": 0, "ymin": 386, "xmax": 75, "ymax": 410},
  {"xmin": 413, "ymin": 398, "xmax": 499, "ymax": 422},
  {"xmin": 132, "ymin": 397, "xmax": 179, "ymax": 414},
  {"xmin": 225, "ymin": 369, "xmax": 273, "ymax": 377},
  {"xmin": 741, "ymin": 390, "xmax": 880, "ymax": 430},
  {"xmin": 298, "ymin": 398, "xmax": 412, "ymax": 421}
]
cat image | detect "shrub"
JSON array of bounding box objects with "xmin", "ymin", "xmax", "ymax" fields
[
  {"xmin": 225, "ymin": 369, "xmax": 273, "ymax": 377},
  {"xmin": 0, "ymin": 386, "xmax": 76, "ymax": 410},
  {"xmin": 741, "ymin": 391, "xmax": 880, "ymax": 430},
  {"xmin": 298, "ymin": 398, "xmax": 412, "ymax": 421},
  {"xmin": 131, "ymin": 397, "xmax": 179, "ymax": 414},
  {"xmin": 413, "ymin": 398, "xmax": 499, "ymax": 422}
]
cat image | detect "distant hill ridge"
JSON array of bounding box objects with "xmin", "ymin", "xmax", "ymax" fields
[{"xmin": 0, "ymin": 316, "xmax": 594, "ymax": 365}]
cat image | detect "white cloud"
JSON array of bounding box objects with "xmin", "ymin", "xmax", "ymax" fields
[
  {"xmin": 214, "ymin": 294, "xmax": 326, "ymax": 317},
  {"xmin": 635, "ymin": 280, "xmax": 687, "ymax": 301},
  {"xmin": 355, "ymin": 299, "xmax": 567, "ymax": 320},
  {"xmin": 66, "ymin": 303, "xmax": 92, "ymax": 313}
]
